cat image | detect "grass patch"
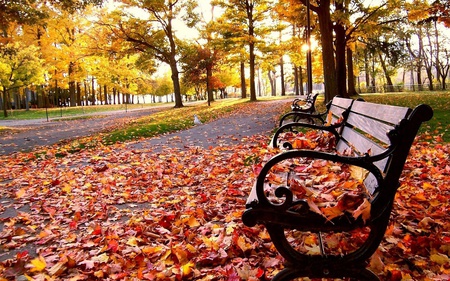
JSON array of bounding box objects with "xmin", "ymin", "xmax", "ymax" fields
[
  {"xmin": 0, "ymin": 103, "xmax": 162, "ymax": 120},
  {"xmin": 101, "ymin": 99, "xmax": 251, "ymax": 145}
]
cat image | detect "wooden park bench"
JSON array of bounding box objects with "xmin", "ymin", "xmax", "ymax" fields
[
  {"xmin": 278, "ymin": 94, "xmax": 349, "ymax": 128},
  {"xmin": 287, "ymin": 93, "xmax": 320, "ymax": 117},
  {"xmin": 273, "ymin": 96, "xmax": 356, "ymax": 149},
  {"xmin": 242, "ymin": 98, "xmax": 433, "ymax": 280}
]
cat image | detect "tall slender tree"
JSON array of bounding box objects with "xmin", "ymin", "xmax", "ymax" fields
[
  {"xmin": 99, "ymin": 0, "xmax": 198, "ymax": 108},
  {"xmin": 212, "ymin": 0, "xmax": 272, "ymax": 101}
]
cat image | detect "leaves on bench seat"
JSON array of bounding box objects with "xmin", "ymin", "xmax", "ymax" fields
[
  {"xmin": 261, "ymin": 157, "xmax": 372, "ymax": 222},
  {"xmin": 255, "ymin": 129, "xmax": 373, "ymax": 222},
  {"xmin": 276, "ymin": 130, "xmax": 336, "ymax": 151}
]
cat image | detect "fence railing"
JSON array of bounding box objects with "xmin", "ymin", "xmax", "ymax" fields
[{"xmin": 359, "ymin": 83, "xmax": 447, "ymax": 93}]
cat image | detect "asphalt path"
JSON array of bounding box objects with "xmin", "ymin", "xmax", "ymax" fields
[
  {"xmin": 0, "ymin": 100, "xmax": 291, "ymax": 156},
  {"xmin": 0, "ymin": 106, "xmax": 171, "ymax": 156}
]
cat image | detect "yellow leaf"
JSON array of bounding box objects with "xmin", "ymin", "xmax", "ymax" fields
[
  {"xmin": 326, "ymin": 110, "xmax": 333, "ymax": 126},
  {"xmin": 430, "ymin": 253, "xmax": 449, "ymax": 265},
  {"xmin": 321, "ymin": 206, "xmax": 344, "ymax": 220},
  {"xmin": 181, "ymin": 261, "xmax": 194, "ymax": 276},
  {"xmin": 15, "ymin": 188, "xmax": 26, "ymax": 199},
  {"xmin": 172, "ymin": 246, "xmax": 188, "ymax": 264},
  {"xmin": 62, "ymin": 183, "xmax": 72, "ymax": 194},
  {"xmin": 94, "ymin": 270, "xmax": 104, "ymax": 278},
  {"xmin": 186, "ymin": 244, "xmax": 197, "ymax": 254},
  {"xmin": 92, "ymin": 253, "xmax": 109, "ymax": 263},
  {"xmin": 237, "ymin": 236, "xmax": 252, "ymax": 252},
  {"xmin": 349, "ymin": 165, "xmax": 369, "ymax": 182},
  {"xmin": 142, "ymin": 245, "xmax": 163, "ymax": 255},
  {"xmin": 423, "ymin": 182, "xmax": 434, "ymax": 189},
  {"xmin": 126, "ymin": 236, "xmax": 139, "ymax": 246},
  {"xmin": 29, "ymin": 255, "xmax": 46, "ymax": 272}
]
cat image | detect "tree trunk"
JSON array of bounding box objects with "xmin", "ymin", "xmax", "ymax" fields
[
  {"xmin": 293, "ymin": 65, "xmax": 299, "ymax": 95},
  {"xmin": 2, "ymin": 89, "xmax": 7, "ymax": 117},
  {"xmin": 334, "ymin": 22, "xmax": 348, "ymax": 97},
  {"xmin": 68, "ymin": 62, "xmax": 76, "ymax": 107},
  {"xmin": 425, "ymin": 66, "xmax": 433, "ymax": 90},
  {"xmin": 299, "ymin": 66, "xmax": 304, "ymax": 95},
  {"xmin": 76, "ymin": 82, "xmax": 81, "ymax": 106},
  {"xmin": 104, "ymin": 85, "xmax": 108, "ymax": 105},
  {"xmin": 249, "ymin": 41, "xmax": 257, "ymax": 101},
  {"xmin": 98, "ymin": 84, "xmax": 102, "ymax": 105},
  {"xmin": 434, "ymin": 20, "xmax": 441, "ymax": 88},
  {"xmin": 347, "ymin": 47, "xmax": 358, "ymax": 96},
  {"xmin": 91, "ymin": 78, "xmax": 96, "ymax": 105},
  {"xmin": 240, "ymin": 61, "xmax": 247, "ymax": 98},
  {"xmin": 170, "ymin": 59, "xmax": 183, "ymax": 108},
  {"xmin": 206, "ymin": 65, "xmax": 213, "ymax": 106},
  {"xmin": 280, "ymin": 57, "xmax": 286, "ymax": 96},
  {"xmin": 316, "ymin": 0, "xmax": 338, "ymax": 102},
  {"xmin": 247, "ymin": 2, "xmax": 257, "ymax": 101},
  {"xmin": 364, "ymin": 50, "xmax": 371, "ymax": 92},
  {"xmin": 268, "ymin": 70, "xmax": 276, "ymax": 96},
  {"xmin": 378, "ymin": 52, "xmax": 394, "ymax": 91}
]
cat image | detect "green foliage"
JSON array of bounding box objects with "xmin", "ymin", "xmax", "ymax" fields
[{"xmin": 0, "ymin": 43, "xmax": 44, "ymax": 91}]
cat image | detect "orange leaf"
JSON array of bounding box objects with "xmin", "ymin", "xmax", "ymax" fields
[
  {"xmin": 321, "ymin": 206, "xmax": 344, "ymax": 220},
  {"xmin": 15, "ymin": 188, "xmax": 26, "ymax": 199},
  {"xmin": 352, "ymin": 198, "xmax": 371, "ymax": 223}
]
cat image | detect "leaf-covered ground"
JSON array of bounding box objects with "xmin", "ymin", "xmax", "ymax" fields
[{"xmin": 0, "ymin": 110, "xmax": 449, "ymax": 280}]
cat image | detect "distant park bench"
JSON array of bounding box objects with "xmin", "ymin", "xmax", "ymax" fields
[
  {"xmin": 288, "ymin": 92, "xmax": 320, "ymax": 116},
  {"xmin": 242, "ymin": 97, "xmax": 433, "ymax": 280},
  {"xmin": 277, "ymin": 93, "xmax": 320, "ymax": 127},
  {"xmin": 273, "ymin": 96, "xmax": 358, "ymax": 149}
]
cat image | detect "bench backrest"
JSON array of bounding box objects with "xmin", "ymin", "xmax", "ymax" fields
[
  {"xmin": 326, "ymin": 96, "xmax": 354, "ymax": 125},
  {"xmin": 335, "ymin": 99, "xmax": 433, "ymax": 195}
]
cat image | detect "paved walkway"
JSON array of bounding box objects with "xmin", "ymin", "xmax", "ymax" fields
[
  {"xmin": 0, "ymin": 100, "xmax": 291, "ymax": 156},
  {"xmin": 0, "ymin": 106, "xmax": 171, "ymax": 155}
]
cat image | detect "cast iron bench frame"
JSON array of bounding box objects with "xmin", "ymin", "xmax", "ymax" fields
[
  {"xmin": 288, "ymin": 93, "xmax": 320, "ymax": 116},
  {"xmin": 273, "ymin": 96, "xmax": 355, "ymax": 149},
  {"xmin": 242, "ymin": 98, "xmax": 433, "ymax": 281}
]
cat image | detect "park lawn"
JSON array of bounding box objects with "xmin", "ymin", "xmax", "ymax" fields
[{"xmin": 0, "ymin": 103, "xmax": 162, "ymax": 120}]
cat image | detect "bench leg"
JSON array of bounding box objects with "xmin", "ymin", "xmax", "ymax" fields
[{"xmin": 265, "ymin": 222, "xmax": 387, "ymax": 281}]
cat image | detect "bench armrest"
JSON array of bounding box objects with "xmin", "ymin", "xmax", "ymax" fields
[
  {"xmin": 246, "ymin": 149, "xmax": 384, "ymax": 214},
  {"xmin": 279, "ymin": 111, "xmax": 327, "ymax": 127},
  {"xmin": 271, "ymin": 121, "xmax": 342, "ymax": 149}
]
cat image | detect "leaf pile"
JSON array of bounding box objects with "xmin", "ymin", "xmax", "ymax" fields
[
  {"xmin": 274, "ymin": 130, "xmax": 336, "ymax": 151},
  {"xmin": 262, "ymin": 156, "xmax": 371, "ymax": 223},
  {"xmin": 0, "ymin": 130, "xmax": 449, "ymax": 280}
]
